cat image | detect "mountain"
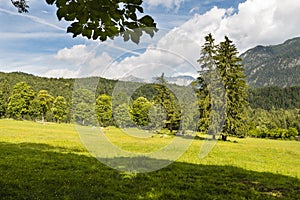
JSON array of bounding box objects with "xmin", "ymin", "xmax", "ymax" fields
[
  {"xmin": 120, "ymin": 75, "xmax": 195, "ymax": 86},
  {"xmin": 241, "ymin": 37, "xmax": 300, "ymax": 87},
  {"xmin": 164, "ymin": 75, "xmax": 195, "ymax": 86},
  {"xmin": 118, "ymin": 75, "xmax": 149, "ymax": 83}
]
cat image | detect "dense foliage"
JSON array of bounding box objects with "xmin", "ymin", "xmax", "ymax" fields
[
  {"xmin": 12, "ymin": 0, "xmax": 157, "ymax": 44},
  {"xmin": 0, "ymin": 69, "xmax": 299, "ymax": 139},
  {"xmin": 248, "ymin": 86, "xmax": 300, "ymax": 110}
]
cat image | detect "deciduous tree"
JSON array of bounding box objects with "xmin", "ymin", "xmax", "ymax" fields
[
  {"xmin": 130, "ymin": 96, "xmax": 151, "ymax": 127},
  {"xmin": 7, "ymin": 82, "xmax": 35, "ymax": 119},
  {"xmin": 11, "ymin": 0, "xmax": 157, "ymax": 44},
  {"xmin": 52, "ymin": 96, "xmax": 67, "ymax": 123},
  {"xmin": 95, "ymin": 94, "xmax": 112, "ymax": 127},
  {"xmin": 72, "ymin": 88, "xmax": 97, "ymax": 126},
  {"xmin": 37, "ymin": 90, "xmax": 54, "ymax": 123}
]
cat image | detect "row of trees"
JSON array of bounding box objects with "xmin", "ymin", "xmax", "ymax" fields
[
  {"xmin": 1, "ymin": 82, "xmax": 67, "ymax": 123},
  {"xmin": 72, "ymin": 74, "xmax": 187, "ymax": 133},
  {"xmin": 0, "ymin": 80, "xmax": 299, "ymax": 139}
]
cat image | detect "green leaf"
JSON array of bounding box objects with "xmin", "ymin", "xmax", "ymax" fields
[
  {"xmin": 56, "ymin": 7, "xmax": 67, "ymax": 21},
  {"xmin": 82, "ymin": 29, "xmax": 93, "ymax": 39},
  {"xmin": 136, "ymin": 6, "xmax": 143, "ymax": 13},
  {"xmin": 139, "ymin": 15, "xmax": 155, "ymax": 26},
  {"xmin": 130, "ymin": 13, "xmax": 137, "ymax": 21},
  {"xmin": 123, "ymin": 31, "xmax": 130, "ymax": 42},
  {"xmin": 129, "ymin": 30, "xmax": 140, "ymax": 44},
  {"xmin": 67, "ymin": 22, "xmax": 83, "ymax": 37},
  {"xmin": 45, "ymin": 0, "xmax": 55, "ymax": 5}
]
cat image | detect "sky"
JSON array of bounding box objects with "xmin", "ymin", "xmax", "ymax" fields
[{"xmin": 1, "ymin": 0, "xmax": 300, "ymax": 80}]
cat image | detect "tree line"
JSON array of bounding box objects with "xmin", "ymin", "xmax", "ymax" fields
[{"xmin": 0, "ymin": 79, "xmax": 299, "ymax": 140}]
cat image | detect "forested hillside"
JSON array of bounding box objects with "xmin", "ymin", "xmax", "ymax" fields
[
  {"xmin": 1, "ymin": 72, "xmax": 299, "ymax": 110},
  {"xmin": 241, "ymin": 37, "xmax": 300, "ymax": 87}
]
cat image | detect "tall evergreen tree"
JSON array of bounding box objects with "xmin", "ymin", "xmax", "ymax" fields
[
  {"xmin": 196, "ymin": 34, "xmax": 225, "ymax": 139},
  {"xmin": 196, "ymin": 34, "xmax": 215, "ymax": 135},
  {"xmin": 196, "ymin": 34, "xmax": 247, "ymax": 140},
  {"xmin": 154, "ymin": 73, "xmax": 181, "ymax": 133},
  {"xmin": 215, "ymin": 36, "xmax": 248, "ymax": 138}
]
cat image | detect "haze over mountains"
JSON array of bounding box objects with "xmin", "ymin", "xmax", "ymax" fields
[{"xmin": 120, "ymin": 75, "xmax": 195, "ymax": 86}]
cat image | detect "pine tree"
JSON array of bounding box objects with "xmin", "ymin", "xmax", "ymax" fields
[{"xmin": 196, "ymin": 34, "xmax": 225, "ymax": 139}]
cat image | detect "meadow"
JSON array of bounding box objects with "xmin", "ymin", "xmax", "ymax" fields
[{"xmin": 0, "ymin": 119, "xmax": 300, "ymax": 199}]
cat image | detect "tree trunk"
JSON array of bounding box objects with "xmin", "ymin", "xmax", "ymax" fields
[
  {"xmin": 221, "ymin": 134, "xmax": 227, "ymax": 141},
  {"xmin": 41, "ymin": 113, "xmax": 45, "ymax": 125}
]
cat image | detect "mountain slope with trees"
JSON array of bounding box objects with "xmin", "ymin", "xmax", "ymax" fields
[{"xmin": 241, "ymin": 37, "xmax": 300, "ymax": 87}]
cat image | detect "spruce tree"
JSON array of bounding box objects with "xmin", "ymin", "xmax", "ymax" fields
[
  {"xmin": 196, "ymin": 34, "xmax": 225, "ymax": 139},
  {"xmin": 215, "ymin": 36, "xmax": 248, "ymax": 139},
  {"xmin": 196, "ymin": 34, "xmax": 248, "ymax": 140},
  {"xmin": 154, "ymin": 73, "xmax": 181, "ymax": 133}
]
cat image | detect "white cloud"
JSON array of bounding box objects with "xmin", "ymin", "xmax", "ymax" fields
[
  {"xmin": 54, "ymin": 44, "xmax": 114, "ymax": 77},
  {"xmin": 100, "ymin": 0, "xmax": 300, "ymax": 80},
  {"xmin": 145, "ymin": 0, "xmax": 185, "ymax": 11},
  {"xmin": 161, "ymin": 0, "xmax": 300, "ymax": 53},
  {"xmin": 55, "ymin": 45, "xmax": 93, "ymax": 65}
]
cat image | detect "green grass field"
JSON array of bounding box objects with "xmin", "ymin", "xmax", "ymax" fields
[{"xmin": 0, "ymin": 119, "xmax": 300, "ymax": 199}]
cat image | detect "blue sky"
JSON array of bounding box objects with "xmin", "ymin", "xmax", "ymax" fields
[{"xmin": 0, "ymin": 0, "xmax": 300, "ymax": 79}]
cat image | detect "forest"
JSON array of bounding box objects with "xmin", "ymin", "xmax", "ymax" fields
[{"xmin": 0, "ymin": 72, "xmax": 299, "ymax": 141}]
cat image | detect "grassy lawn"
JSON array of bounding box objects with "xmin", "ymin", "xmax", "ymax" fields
[{"xmin": 0, "ymin": 119, "xmax": 300, "ymax": 199}]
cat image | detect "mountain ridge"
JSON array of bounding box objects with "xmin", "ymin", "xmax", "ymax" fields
[{"xmin": 241, "ymin": 37, "xmax": 300, "ymax": 87}]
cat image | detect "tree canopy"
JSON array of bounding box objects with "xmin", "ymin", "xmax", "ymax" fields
[{"xmin": 11, "ymin": 0, "xmax": 157, "ymax": 44}]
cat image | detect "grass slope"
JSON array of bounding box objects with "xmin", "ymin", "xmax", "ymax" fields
[{"xmin": 0, "ymin": 119, "xmax": 300, "ymax": 199}]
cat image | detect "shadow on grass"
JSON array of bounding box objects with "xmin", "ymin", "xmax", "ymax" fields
[{"xmin": 0, "ymin": 142, "xmax": 299, "ymax": 200}]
